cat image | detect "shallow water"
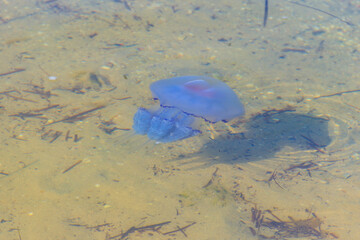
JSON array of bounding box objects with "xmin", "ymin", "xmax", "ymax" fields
[{"xmin": 0, "ymin": 0, "xmax": 359, "ymax": 239}]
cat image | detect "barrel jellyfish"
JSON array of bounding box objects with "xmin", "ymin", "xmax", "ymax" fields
[{"xmin": 132, "ymin": 76, "xmax": 244, "ymax": 142}]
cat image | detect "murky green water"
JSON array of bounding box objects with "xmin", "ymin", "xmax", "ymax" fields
[{"xmin": 1, "ymin": 0, "xmax": 359, "ymax": 239}]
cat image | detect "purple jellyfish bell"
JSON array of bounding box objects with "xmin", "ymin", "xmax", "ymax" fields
[{"xmin": 150, "ymin": 76, "xmax": 244, "ymax": 123}]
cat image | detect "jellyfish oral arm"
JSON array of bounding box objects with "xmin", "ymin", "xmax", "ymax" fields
[{"xmin": 132, "ymin": 107, "xmax": 200, "ymax": 143}]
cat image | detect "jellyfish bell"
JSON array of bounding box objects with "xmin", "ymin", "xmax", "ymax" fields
[{"xmin": 150, "ymin": 76, "xmax": 245, "ymax": 123}]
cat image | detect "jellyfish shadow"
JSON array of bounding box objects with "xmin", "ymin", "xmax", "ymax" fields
[{"xmin": 176, "ymin": 111, "xmax": 331, "ymax": 166}]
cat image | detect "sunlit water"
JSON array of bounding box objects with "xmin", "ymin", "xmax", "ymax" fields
[{"xmin": 0, "ymin": 0, "xmax": 359, "ymax": 239}]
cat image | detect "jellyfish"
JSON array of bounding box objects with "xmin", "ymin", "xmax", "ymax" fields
[{"xmin": 132, "ymin": 76, "xmax": 245, "ymax": 142}]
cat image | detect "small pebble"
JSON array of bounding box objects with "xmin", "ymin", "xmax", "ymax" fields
[{"xmin": 48, "ymin": 76, "xmax": 57, "ymax": 81}]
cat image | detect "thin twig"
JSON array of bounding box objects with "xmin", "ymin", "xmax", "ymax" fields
[
  {"xmin": 0, "ymin": 68, "xmax": 25, "ymax": 77},
  {"xmin": 263, "ymin": 0, "xmax": 269, "ymax": 27},
  {"xmin": 45, "ymin": 105, "xmax": 106, "ymax": 125},
  {"xmin": 62, "ymin": 160, "xmax": 83, "ymax": 174},
  {"xmin": 289, "ymin": 1, "xmax": 355, "ymax": 27}
]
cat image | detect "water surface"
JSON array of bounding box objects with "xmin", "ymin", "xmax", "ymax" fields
[{"xmin": 0, "ymin": 0, "xmax": 359, "ymax": 239}]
